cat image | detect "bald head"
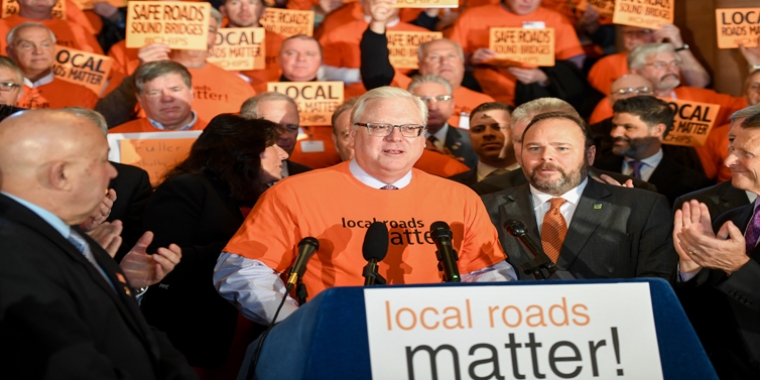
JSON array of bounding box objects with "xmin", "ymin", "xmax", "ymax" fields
[
  {"xmin": 0, "ymin": 110, "xmax": 116, "ymax": 224},
  {"xmin": 609, "ymin": 74, "xmax": 654, "ymax": 105}
]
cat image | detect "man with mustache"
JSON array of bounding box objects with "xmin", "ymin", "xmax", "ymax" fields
[
  {"xmin": 482, "ymin": 111, "xmax": 676, "ymax": 280},
  {"xmin": 594, "ymin": 96, "xmax": 711, "ymax": 207}
]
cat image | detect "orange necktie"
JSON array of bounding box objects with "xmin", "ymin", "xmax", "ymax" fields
[{"xmin": 541, "ymin": 198, "xmax": 567, "ymax": 263}]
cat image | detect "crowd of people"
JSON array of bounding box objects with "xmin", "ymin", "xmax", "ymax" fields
[{"xmin": 0, "ymin": 0, "xmax": 759, "ymax": 379}]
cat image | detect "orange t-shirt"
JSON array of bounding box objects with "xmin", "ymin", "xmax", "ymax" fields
[
  {"xmin": 414, "ymin": 149, "xmax": 470, "ymax": 177},
  {"xmin": 187, "ymin": 63, "xmax": 256, "ymax": 122},
  {"xmin": 449, "ymin": 5, "xmax": 584, "ymax": 105},
  {"xmin": 16, "ymin": 79, "xmax": 99, "ymax": 109},
  {"xmin": 223, "ymin": 161, "xmax": 506, "ymax": 298},
  {"xmin": 289, "ymin": 125, "xmax": 343, "ymax": 169},
  {"xmin": 0, "ymin": 15, "xmax": 103, "ymax": 55},
  {"xmin": 695, "ymin": 122, "xmax": 732, "ymax": 182},
  {"xmin": 64, "ymin": 0, "xmax": 99, "ymax": 35},
  {"xmin": 240, "ymin": 30, "xmax": 285, "ymax": 86},
  {"xmin": 108, "ymin": 116, "xmax": 208, "ymax": 133},
  {"xmin": 314, "ymin": 2, "xmax": 363, "ymax": 40},
  {"xmin": 589, "ymin": 97, "xmax": 612, "ymax": 124},
  {"xmin": 107, "ymin": 40, "xmax": 138, "ymax": 77},
  {"xmin": 587, "ymin": 51, "xmax": 629, "ymax": 95}
]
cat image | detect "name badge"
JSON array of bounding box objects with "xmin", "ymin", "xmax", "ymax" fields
[
  {"xmin": 522, "ymin": 21, "xmax": 546, "ymax": 29},
  {"xmin": 301, "ymin": 140, "xmax": 325, "ymax": 153},
  {"xmin": 458, "ymin": 112, "xmax": 470, "ymax": 130}
]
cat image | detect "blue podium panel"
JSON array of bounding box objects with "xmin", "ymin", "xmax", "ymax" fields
[{"xmin": 250, "ymin": 279, "xmax": 717, "ymax": 380}]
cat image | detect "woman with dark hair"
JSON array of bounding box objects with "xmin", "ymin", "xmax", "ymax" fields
[{"xmin": 138, "ymin": 114, "xmax": 287, "ymax": 378}]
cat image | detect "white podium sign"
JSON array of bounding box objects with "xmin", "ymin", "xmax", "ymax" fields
[{"xmin": 364, "ymin": 283, "xmax": 663, "ymax": 380}]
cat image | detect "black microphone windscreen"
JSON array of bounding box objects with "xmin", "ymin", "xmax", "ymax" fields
[
  {"xmin": 430, "ymin": 221, "xmax": 452, "ymax": 239},
  {"xmin": 298, "ymin": 236, "xmax": 320, "ymax": 251},
  {"xmin": 362, "ymin": 222, "xmax": 389, "ymax": 261},
  {"xmin": 505, "ymin": 220, "xmax": 527, "ymax": 237}
]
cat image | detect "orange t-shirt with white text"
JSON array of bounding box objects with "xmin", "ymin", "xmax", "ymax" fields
[
  {"xmin": 186, "ymin": 63, "xmax": 256, "ymax": 122},
  {"xmin": 449, "ymin": 5, "xmax": 584, "ymax": 105},
  {"xmin": 224, "ymin": 161, "xmax": 507, "ymax": 299}
]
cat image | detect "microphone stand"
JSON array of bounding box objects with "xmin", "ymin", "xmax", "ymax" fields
[
  {"xmin": 362, "ymin": 263, "xmax": 386, "ymax": 285},
  {"xmin": 295, "ymin": 279, "xmax": 308, "ymax": 305},
  {"xmin": 504, "ymin": 220, "xmax": 573, "ymax": 280}
]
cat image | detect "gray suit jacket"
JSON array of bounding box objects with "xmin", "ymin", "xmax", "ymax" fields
[{"xmin": 482, "ymin": 177, "xmax": 677, "ymax": 280}]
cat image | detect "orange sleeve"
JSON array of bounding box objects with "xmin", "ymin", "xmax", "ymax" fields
[
  {"xmin": 459, "ymin": 187, "xmax": 508, "ymax": 272},
  {"xmin": 695, "ymin": 123, "xmax": 731, "ymax": 182},
  {"xmin": 448, "ymin": 9, "xmax": 474, "ymax": 54},
  {"xmin": 587, "ymin": 53, "xmax": 629, "ymax": 94},
  {"xmin": 550, "ymin": 12, "xmax": 584, "ymax": 60},
  {"xmin": 65, "ymin": 0, "xmax": 98, "ymax": 35},
  {"xmin": 286, "ymin": 0, "xmax": 318, "ymax": 10}
]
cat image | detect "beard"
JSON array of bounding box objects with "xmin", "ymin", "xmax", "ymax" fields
[
  {"xmin": 528, "ymin": 160, "xmax": 588, "ymax": 195},
  {"xmin": 610, "ymin": 136, "xmax": 659, "ymax": 158}
]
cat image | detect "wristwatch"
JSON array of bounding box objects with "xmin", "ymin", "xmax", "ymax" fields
[
  {"xmin": 675, "ymin": 44, "xmax": 689, "ymax": 52},
  {"xmin": 750, "ymin": 64, "xmax": 760, "ymax": 73}
]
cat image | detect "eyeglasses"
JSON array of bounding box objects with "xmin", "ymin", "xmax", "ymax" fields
[
  {"xmin": 416, "ymin": 95, "xmax": 452, "ymax": 103},
  {"xmin": 644, "ymin": 61, "xmax": 680, "ymax": 69},
  {"xmin": 355, "ymin": 122, "xmax": 426, "ymax": 137},
  {"xmin": 611, "ymin": 86, "xmax": 653, "ymax": 96},
  {"xmin": 0, "ymin": 82, "xmax": 21, "ymax": 92}
]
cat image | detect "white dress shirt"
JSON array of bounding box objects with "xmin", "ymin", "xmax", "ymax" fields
[
  {"xmin": 23, "ymin": 71, "xmax": 55, "ymax": 88},
  {"xmin": 530, "ymin": 178, "xmax": 588, "ymax": 235}
]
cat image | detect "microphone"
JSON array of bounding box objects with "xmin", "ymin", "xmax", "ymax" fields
[
  {"xmin": 430, "ymin": 221, "xmax": 461, "ymax": 283},
  {"xmin": 362, "ymin": 221, "xmax": 389, "ymax": 286},
  {"xmin": 504, "ymin": 220, "xmax": 573, "ymax": 280},
  {"xmin": 287, "ymin": 237, "xmax": 320, "ymax": 288}
]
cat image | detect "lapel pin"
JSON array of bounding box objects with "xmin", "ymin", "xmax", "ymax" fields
[
  {"xmin": 116, "ymin": 273, "xmax": 127, "ymax": 284},
  {"xmin": 124, "ymin": 286, "xmax": 131, "ymax": 297},
  {"xmin": 593, "ymin": 203, "xmax": 603, "ymax": 210}
]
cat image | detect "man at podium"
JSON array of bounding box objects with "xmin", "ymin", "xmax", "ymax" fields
[{"xmin": 213, "ymin": 87, "xmax": 517, "ymax": 326}]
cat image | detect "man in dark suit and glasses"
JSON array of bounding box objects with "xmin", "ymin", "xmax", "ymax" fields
[
  {"xmin": 674, "ymin": 111, "xmax": 760, "ymax": 380},
  {"xmin": 482, "ymin": 111, "xmax": 677, "ymax": 280},
  {"xmin": 0, "ymin": 110, "xmax": 197, "ymax": 379}
]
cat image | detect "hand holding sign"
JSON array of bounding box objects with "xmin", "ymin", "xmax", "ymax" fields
[
  {"xmin": 740, "ymin": 36, "xmax": 760, "ymax": 67},
  {"xmin": 471, "ymin": 47, "xmax": 498, "ymax": 65},
  {"xmin": 653, "ymin": 23, "xmax": 684, "ymax": 48},
  {"xmin": 507, "ymin": 67, "xmax": 549, "ymax": 85},
  {"xmin": 369, "ymin": 0, "xmax": 396, "ymax": 33},
  {"xmin": 138, "ymin": 43, "xmax": 171, "ymax": 65}
]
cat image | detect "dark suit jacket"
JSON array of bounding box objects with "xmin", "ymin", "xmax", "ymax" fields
[
  {"xmin": 481, "ymin": 178, "xmax": 677, "ymax": 280},
  {"xmin": 448, "ymin": 168, "xmax": 478, "ymax": 187},
  {"xmin": 0, "ymin": 194, "xmax": 196, "ymax": 380},
  {"xmin": 471, "ymin": 166, "xmax": 658, "ymax": 195},
  {"xmin": 594, "ymin": 154, "xmax": 712, "ymax": 207},
  {"xmin": 444, "ymin": 125, "xmax": 478, "ymax": 169},
  {"xmin": 140, "ymin": 173, "xmax": 265, "ymax": 368},
  {"xmin": 109, "ymin": 161, "xmax": 153, "ymax": 262},
  {"xmin": 673, "ymin": 181, "xmax": 751, "ymax": 218},
  {"xmin": 676, "ymin": 204, "xmax": 760, "ymax": 379},
  {"xmin": 286, "ymin": 160, "xmax": 312, "ymax": 177}
]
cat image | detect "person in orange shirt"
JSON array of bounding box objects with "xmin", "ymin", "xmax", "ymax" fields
[
  {"xmin": 7, "ymin": 23, "xmax": 98, "ymax": 109},
  {"xmin": 319, "ymin": 0, "xmax": 427, "ymax": 97},
  {"xmin": 0, "ymin": 0, "xmax": 103, "ymax": 54},
  {"xmin": 213, "ymin": 86, "xmax": 517, "ymax": 326},
  {"xmin": 360, "ymin": 0, "xmax": 494, "ymax": 128},
  {"xmin": 331, "ymin": 97, "xmax": 470, "ymax": 176},
  {"xmin": 588, "ymin": 73, "xmax": 654, "ymax": 124},
  {"xmin": 587, "ymin": 24, "xmax": 710, "ymax": 95},
  {"xmin": 220, "ymin": 0, "xmax": 286, "ymax": 85},
  {"xmin": 0, "ymin": 57, "xmax": 24, "ymax": 106},
  {"xmin": 109, "ymin": 61, "xmax": 208, "ymax": 133},
  {"xmin": 449, "ymin": 0, "xmax": 585, "ymax": 105}
]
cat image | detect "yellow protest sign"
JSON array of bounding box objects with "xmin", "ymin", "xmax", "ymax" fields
[
  {"xmin": 387, "ymin": 31, "xmax": 441, "ymax": 70},
  {"xmin": 2, "ymin": 0, "xmax": 65, "ymax": 19},
  {"xmin": 118, "ymin": 137, "xmax": 197, "ymax": 187},
  {"xmin": 489, "ymin": 27, "xmax": 555, "ymax": 67},
  {"xmin": 612, "ymin": 0, "xmax": 673, "ymax": 30},
  {"xmin": 125, "ymin": 1, "xmax": 211, "ymax": 50},
  {"xmin": 577, "ymin": 0, "xmax": 615, "ymax": 18},
  {"xmin": 268, "ymin": 82, "xmax": 344, "ymax": 126},
  {"xmin": 715, "ymin": 8, "xmax": 760, "ymax": 49},
  {"xmin": 661, "ymin": 98, "xmax": 720, "ymax": 147},
  {"xmin": 260, "ymin": 8, "xmax": 314, "ymax": 38},
  {"xmin": 53, "ymin": 45, "xmax": 113, "ymax": 95},
  {"xmin": 208, "ymin": 27, "xmax": 265, "ymax": 71},
  {"xmin": 392, "ymin": 0, "xmax": 457, "ymax": 8}
]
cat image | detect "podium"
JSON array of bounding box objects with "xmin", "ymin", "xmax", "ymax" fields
[{"xmin": 243, "ymin": 279, "xmax": 717, "ymax": 380}]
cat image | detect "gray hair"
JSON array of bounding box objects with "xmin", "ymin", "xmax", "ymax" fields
[
  {"xmin": 417, "ymin": 38, "xmax": 464, "ymax": 62},
  {"xmin": 407, "ymin": 74, "xmax": 453, "ymax": 95},
  {"xmin": 209, "ymin": 7, "xmax": 223, "ymax": 27},
  {"xmin": 134, "ymin": 61, "xmax": 192, "ymax": 95},
  {"xmin": 240, "ymin": 92, "xmax": 299, "ymax": 119},
  {"xmin": 62, "ymin": 107, "xmax": 108, "ymax": 135},
  {"xmin": 510, "ymin": 97, "xmax": 579, "ymax": 129},
  {"xmin": 0, "ymin": 56, "xmax": 23, "ymax": 84},
  {"xmin": 332, "ymin": 97, "xmax": 358, "ymax": 135},
  {"xmin": 730, "ymin": 104, "xmax": 760, "ymax": 123},
  {"xmin": 628, "ymin": 43, "xmax": 681, "ymax": 70},
  {"xmin": 351, "ymin": 86, "xmax": 427, "ymax": 125},
  {"xmin": 6, "ymin": 22, "xmax": 56, "ymax": 46}
]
